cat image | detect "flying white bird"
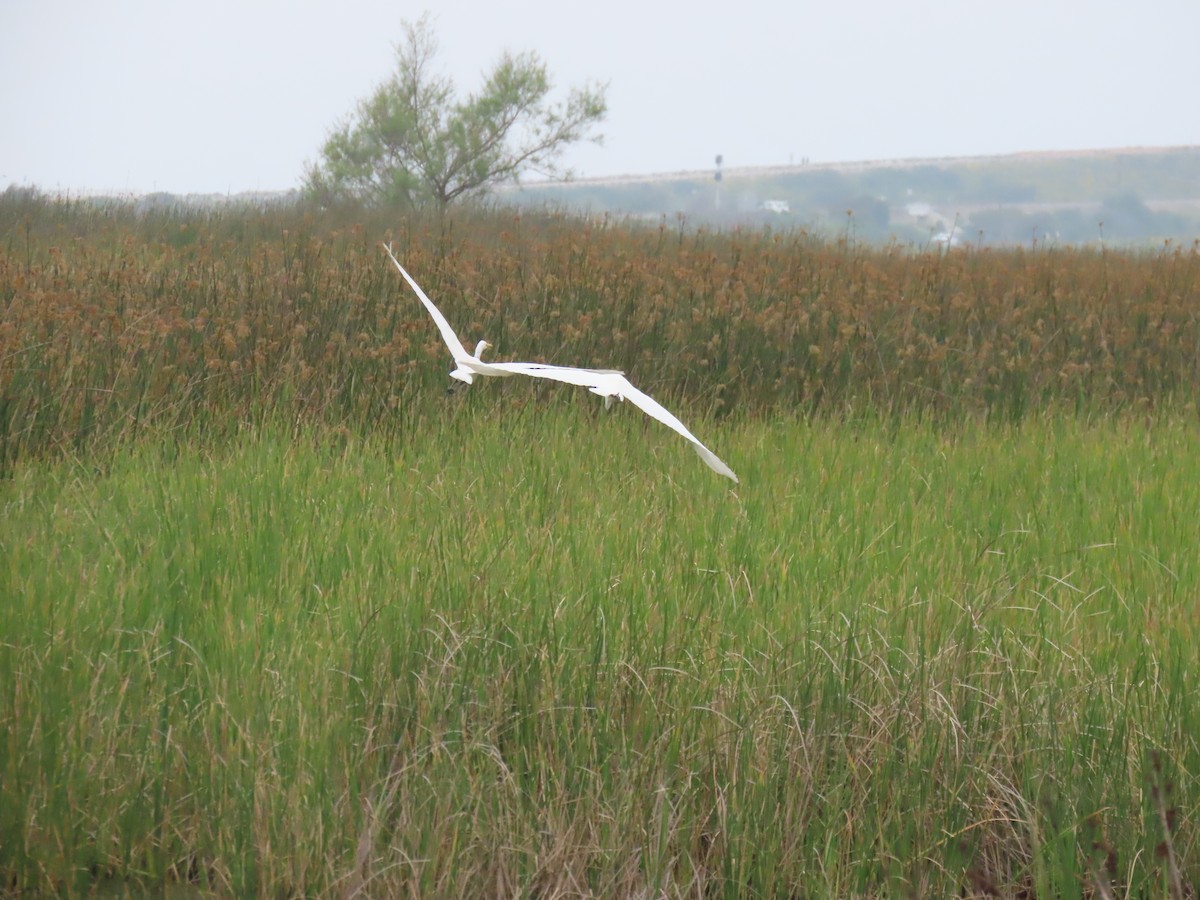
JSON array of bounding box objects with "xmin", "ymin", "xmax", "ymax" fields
[{"xmin": 385, "ymin": 244, "xmax": 738, "ymax": 482}]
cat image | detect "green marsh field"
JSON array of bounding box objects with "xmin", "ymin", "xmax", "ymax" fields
[{"xmin": 2, "ymin": 197, "xmax": 1199, "ymax": 896}]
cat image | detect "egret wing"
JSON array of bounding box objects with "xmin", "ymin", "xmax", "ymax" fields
[
  {"xmin": 485, "ymin": 362, "xmax": 739, "ymax": 482},
  {"xmin": 617, "ymin": 382, "xmax": 740, "ymax": 482},
  {"xmin": 484, "ymin": 361, "xmax": 625, "ymax": 385},
  {"xmin": 384, "ymin": 245, "xmax": 471, "ymax": 363}
]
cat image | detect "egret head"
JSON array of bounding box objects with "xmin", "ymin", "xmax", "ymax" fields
[{"xmin": 474, "ymin": 340, "xmax": 491, "ymax": 359}]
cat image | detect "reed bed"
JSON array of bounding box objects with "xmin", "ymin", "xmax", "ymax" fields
[
  {"xmin": 1, "ymin": 195, "xmax": 1198, "ymax": 896},
  {"xmin": 3, "ymin": 195, "xmax": 1200, "ymax": 469}
]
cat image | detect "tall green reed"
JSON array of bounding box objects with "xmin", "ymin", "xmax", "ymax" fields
[{"xmin": 2, "ymin": 407, "xmax": 1197, "ymax": 895}]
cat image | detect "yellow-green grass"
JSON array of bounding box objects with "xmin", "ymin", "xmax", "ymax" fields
[{"xmin": 2, "ymin": 405, "xmax": 1197, "ymax": 896}]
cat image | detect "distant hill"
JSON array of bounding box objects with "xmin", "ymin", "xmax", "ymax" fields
[
  {"xmin": 19, "ymin": 146, "xmax": 1198, "ymax": 247},
  {"xmin": 508, "ymin": 145, "xmax": 1200, "ymax": 246}
]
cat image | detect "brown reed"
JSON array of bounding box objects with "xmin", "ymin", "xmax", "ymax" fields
[{"xmin": 2, "ymin": 195, "xmax": 1199, "ymax": 468}]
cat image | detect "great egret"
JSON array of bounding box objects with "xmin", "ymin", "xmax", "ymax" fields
[{"xmin": 385, "ymin": 244, "xmax": 738, "ymax": 482}]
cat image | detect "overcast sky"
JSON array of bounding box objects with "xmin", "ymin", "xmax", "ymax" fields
[{"xmin": 3, "ymin": 0, "xmax": 1198, "ymax": 195}]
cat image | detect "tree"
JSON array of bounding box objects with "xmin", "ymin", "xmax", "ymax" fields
[{"xmin": 304, "ymin": 17, "xmax": 607, "ymax": 208}]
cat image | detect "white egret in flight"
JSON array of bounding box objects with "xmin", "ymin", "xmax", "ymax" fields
[{"xmin": 385, "ymin": 244, "xmax": 738, "ymax": 482}]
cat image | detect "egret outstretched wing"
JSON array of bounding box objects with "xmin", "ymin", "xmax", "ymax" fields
[
  {"xmin": 384, "ymin": 244, "xmax": 470, "ymax": 364},
  {"xmin": 613, "ymin": 383, "xmax": 738, "ymax": 482},
  {"xmin": 479, "ymin": 362, "xmax": 625, "ymax": 386},
  {"xmin": 486, "ymin": 362, "xmax": 739, "ymax": 481}
]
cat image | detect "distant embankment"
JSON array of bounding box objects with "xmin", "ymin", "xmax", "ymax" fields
[{"xmin": 514, "ymin": 144, "xmax": 1200, "ymax": 190}]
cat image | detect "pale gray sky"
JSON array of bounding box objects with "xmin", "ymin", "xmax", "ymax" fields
[{"xmin": 3, "ymin": 0, "xmax": 1198, "ymax": 195}]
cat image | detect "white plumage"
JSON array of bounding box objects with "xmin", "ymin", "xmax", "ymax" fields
[{"xmin": 385, "ymin": 244, "xmax": 738, "ymax": 482}]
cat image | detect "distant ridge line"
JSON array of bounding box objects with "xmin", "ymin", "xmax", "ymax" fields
[{"xmin": 516, "ymin": 144, "xmax": 1200, "ymax": 190}]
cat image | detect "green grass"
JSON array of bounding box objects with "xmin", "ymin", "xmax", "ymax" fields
[{"xmin": 2, "ymin": 403, "xmax": 1197, "ymax": 896}]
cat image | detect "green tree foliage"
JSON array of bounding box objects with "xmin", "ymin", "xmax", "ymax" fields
[{"xmin": 305, "ymin": 16, "xmax": 607, "ymax": 208}]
